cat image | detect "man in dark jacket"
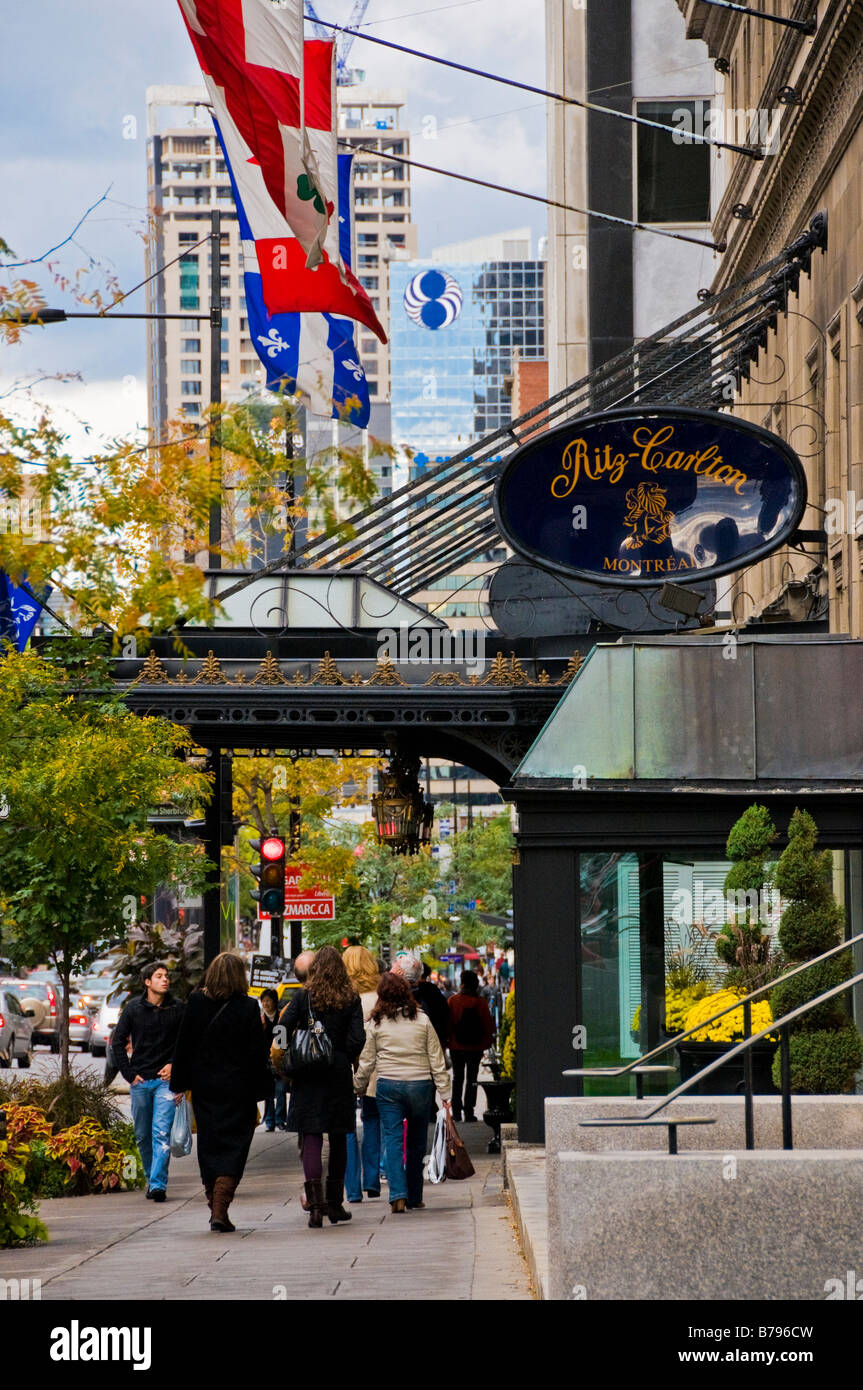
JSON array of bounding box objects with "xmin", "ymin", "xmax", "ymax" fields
[
  {"xmin": 393, "ymin": 953, "xmax": 449, "ymax": 1052},
  {"xmin": 112, "ymin": 962, "xmax": 184, "ymax": 1201}
]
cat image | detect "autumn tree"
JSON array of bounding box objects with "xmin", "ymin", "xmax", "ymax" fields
[{"xmin": 0, "ymin": 645, "xmax": 211, "ymax": 1075}]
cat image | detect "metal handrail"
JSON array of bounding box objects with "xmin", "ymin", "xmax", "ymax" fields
[
  {"xmin": 632, "ymin": 970, "xmax": 863, "ymax": 1120},
  {"xmin": 578, "ymin": 969, "xmax": 863, "ymax": 1153},
  {"xmin": 563, "ymin": 929, "xmax": 863, "ymax": 1079}
]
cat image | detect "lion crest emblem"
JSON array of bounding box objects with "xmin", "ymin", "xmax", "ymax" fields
[{"xmin": 622, "ymin": 481, "xmax": 674, "ymax": 549}]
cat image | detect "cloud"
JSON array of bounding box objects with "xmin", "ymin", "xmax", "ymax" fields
[{"xmin": 1, "ymin": 377, "xmax": 148, "ymax": 460}]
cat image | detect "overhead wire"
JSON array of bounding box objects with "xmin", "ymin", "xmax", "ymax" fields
[
  {"xmin": 339, "ymin": 138, "xmax": 724, "ymax": 249},
  {"xmin": 307, "ymin": 12, "xmax": 763, "ymax": 160}
]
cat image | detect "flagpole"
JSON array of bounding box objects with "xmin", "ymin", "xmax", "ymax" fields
[{"xmin": 208, "ymin": 208, "xmax": 222, "ymax": 571}]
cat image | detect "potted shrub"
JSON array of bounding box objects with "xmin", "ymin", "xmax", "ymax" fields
[
  {"xmin": 677, "ymin": 805, "xmax": 780, "ymax": 1094},
  {"xmin": 769, "ymin": 809, "xmax": 863, "ymax": 1092}
]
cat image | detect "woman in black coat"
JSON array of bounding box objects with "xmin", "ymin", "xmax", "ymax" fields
[
  {"xmin": 171, "ymin": 952, "xmax": 271, "ymax": 1233},
  {"xmin": 277, "ymin": 945, "xmax": 365, "ymax": 1229}
]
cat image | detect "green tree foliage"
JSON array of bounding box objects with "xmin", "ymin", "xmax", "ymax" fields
[
  {"xmin": 451, "ymin": 811, "xmax": 514, "ymax": 915},
  {"xmin": 299, "ymin": 823, "xmax": 451, "ymax": 957},
  {"xmin": 770, "ymin": 809, "xmax": 863, "ymax": 1092},
  {"xmin": 0, "ymin": 648, "xmax": 211, "ymax": 1074},
  {"xmin": 108, "ymin": 920, "xmax": 205, "ymax": 1003},
  {"xmin": 228, "ymin": 752, "xmax": 378, "ymax": 919}
]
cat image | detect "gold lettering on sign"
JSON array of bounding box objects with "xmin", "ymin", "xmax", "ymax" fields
[{"xmin": 552, "ymin": 423, "xmax": 750, "ymax": 498}]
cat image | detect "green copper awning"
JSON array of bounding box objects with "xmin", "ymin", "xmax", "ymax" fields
[{"xmin": 514, "ymin": 634, "xmax": 863, "ymax": 785}]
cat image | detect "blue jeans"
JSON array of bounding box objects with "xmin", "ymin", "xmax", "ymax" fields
[
  {"xmin": 131, "ymin": 1078, "xmax": 175, "ymax": 1192},
  {"xmin": 376, "ymin": 1079, "xmax": 434, "ymax": 1206},
  {"xmin": 345, "ymin": 1096, "xmax": 382, "ymax": 1200},
  {"xmin": 264, "ymin": 1077, "xmax": 287, "ymax": 1129}
]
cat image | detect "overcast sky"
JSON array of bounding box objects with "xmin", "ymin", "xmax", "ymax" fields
[{"xmin": 0, "ymin": 0, "xmax": 546, "ymax": 450}]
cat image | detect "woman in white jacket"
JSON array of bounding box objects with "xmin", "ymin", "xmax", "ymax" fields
[{"xmin": 354, "ymin": 970, "xmax": 451, "ymax": 1213}]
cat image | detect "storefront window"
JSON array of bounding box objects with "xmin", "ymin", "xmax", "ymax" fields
[{"xmin": 577, "ymin": 847, "xmax": 861, "ymax": 1095}]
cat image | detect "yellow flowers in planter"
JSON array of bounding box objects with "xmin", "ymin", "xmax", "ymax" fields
[
  {"xmin": 632, "ymin": 981, "xmax": 712, "ymax": 1038},
  {"xmin": 683, "ymin": 988, "xmax": 774, "ymax": 1043}
]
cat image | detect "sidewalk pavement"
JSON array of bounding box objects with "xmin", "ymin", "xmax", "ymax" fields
[{"xmin": 1, "ymin": 1121, "xmax": 534, "ymax": 1302}]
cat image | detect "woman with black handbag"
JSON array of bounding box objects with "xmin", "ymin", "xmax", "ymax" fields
[
  {"xmin": 170, "ymin": 952, "xmax": 272, "ymax": 1233},
  {"xmin": 278, "ymin": 946, "xmax": 365, "ymax": 1229}
]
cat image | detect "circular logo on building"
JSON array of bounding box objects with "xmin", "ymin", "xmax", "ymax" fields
[{"xmin": 403, "ymin": 269, "xmax": 463, "ymax": 329}]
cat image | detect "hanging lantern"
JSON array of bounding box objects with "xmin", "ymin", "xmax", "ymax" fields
[{"xmin": 372, "ymin": 755, "xmax": 434, "ymax": 855}]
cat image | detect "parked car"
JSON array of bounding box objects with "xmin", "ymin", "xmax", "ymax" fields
[
  {"xmin": 66, "ymin": 1005, "xmax": 93, "ymax": 1051},
  {"xmin": 86, "ymin": 958, "xmax": 119, "ymax": 978},
  {"xmin": 0, "ymin": 987, "xmax": 35, "ymax": 1068},
  {"xmin": 90, "ymin": 991, "xmax": 128, "ymax": 1059},
  {"xmin": 0, "ymin": 979, "xmax": 59, "ymax": 1051},
  {"xmin": 75, "ymin": 977, "xmax": 114, "ymax": 1014},
  {"xmin": 1, "ymin": 979, "xmax": 91, "ymax": 1051}
]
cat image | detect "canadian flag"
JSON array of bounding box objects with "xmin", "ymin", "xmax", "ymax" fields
[{"xmin": 176, "ymin": 0, "xmax": 328, "ymax": 266}]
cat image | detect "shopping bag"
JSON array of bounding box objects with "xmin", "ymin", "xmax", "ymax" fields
[
  {"xmin": 444, "ymin": 1110, "xmax": 475, "ymax": 1181},
  {"xmin": 427, "ymin": 1107, "xmax": 448, "ymax": 1184},
  {"xmin": 170, "ymin": 1096, "xmax": 193, "ymax": 1158}
]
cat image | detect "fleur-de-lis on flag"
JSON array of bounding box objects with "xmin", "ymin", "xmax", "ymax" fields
[
  {"xmin": 257, "ymin": 328, "xmax": 288, "ymax": 359},
  {"xmin": 342, "ymin": 358, "xmax": 364, "ymax": 382}
]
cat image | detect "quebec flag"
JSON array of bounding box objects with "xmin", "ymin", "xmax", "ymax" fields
[
  {"xmin": 216, "ymin": 123, "xmax": 370, "ymax": 427},
  {"xmin": 0, "ymin": 573, "xmax": 50, "ymax": 653}
]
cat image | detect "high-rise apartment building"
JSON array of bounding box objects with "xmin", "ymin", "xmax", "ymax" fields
[
  {"xmin": 145, "ymin": 86, "xmax": 250, "ymax": 439},
  {"xmin": 337, "ymin": 86, "xmax": 418, "ymax": 400}
]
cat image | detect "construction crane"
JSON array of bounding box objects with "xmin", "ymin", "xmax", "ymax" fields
[{"xmin": 305, "ymin": 1, "xmax": 370, "ymax": 85}]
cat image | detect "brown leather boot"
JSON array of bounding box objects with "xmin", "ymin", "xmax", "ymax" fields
[
  {"xmin": 210, "ymin": 1176, "xmax": 238, "ymax": 1233},
  {"xmin": 304, "ymin": 1179, "xmax": 324, "ymax": 1228},
  {"xmin": 326, "ymin": 1177, "xmax": 353, "ymax": 1224},
  {"xmin": 204, "ymin": 1182, "xmax": 214, "ymax": 1213}
]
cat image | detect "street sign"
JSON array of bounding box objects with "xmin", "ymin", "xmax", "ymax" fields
[
  {"xmin": 494, "ymin": 406, "xmax": 807, "ymax": 587},
  {"xmin": 440, "ymin": 952, "xmax": 463, "ymax": 962},
  {"xmin": 284, "ymin": 863, "xmax": 335, "ymax": 921}
]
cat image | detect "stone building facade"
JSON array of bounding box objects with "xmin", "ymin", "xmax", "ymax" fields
[{"xmin": 676, "ymin": 0, "xmax": 863, "ymax": 633}]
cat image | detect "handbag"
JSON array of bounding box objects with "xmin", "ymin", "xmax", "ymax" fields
[
  {"xmin": 427, "ymin": 1107, "xmax": 448, "ymax": 1184},
  {"xmin": 170, "ymin": 1097, "xmax": 193, "ymax": 1158},
  {"xmin": 443, "ymin": 1109, "xmax": 475, "ymax": 1181},
  {"xmin": 287, "ymin": 993, "xmax": 334, "ymax": 1073}
]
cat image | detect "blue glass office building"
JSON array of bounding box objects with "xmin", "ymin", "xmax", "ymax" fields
[{"xmin": 389, "ymin": 259, "xmax": 545, "ymax": 468}]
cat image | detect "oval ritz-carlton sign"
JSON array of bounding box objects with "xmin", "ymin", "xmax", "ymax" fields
[{"xmin": 493, "ymin": 407, "xmax": 807, "ymax": 587}]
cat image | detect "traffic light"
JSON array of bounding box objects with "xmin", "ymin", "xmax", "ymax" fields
[{"xmin": 250, "ymin": 833, "xmax": 286, "ymax": 915}]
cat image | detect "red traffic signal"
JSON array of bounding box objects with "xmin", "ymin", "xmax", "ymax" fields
[{"xmin": 251, "ymin": 834, "xmax": 287, "ymax": 915}]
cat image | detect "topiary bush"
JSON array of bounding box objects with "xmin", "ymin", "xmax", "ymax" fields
[
  {"xmin": 773, "ymin": 1028, "xmax": 863, "ymax": 1094},
  {"xmin": 770, "ymin": 809, "xmax": 863, "ymax": 1093},
  {"xmin": 716, "ymin": 805, "xmax": 777, "ymax": 990}
]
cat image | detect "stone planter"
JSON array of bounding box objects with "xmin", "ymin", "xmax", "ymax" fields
[{"xmin": 677, "ymin": 1039, "xmax": 777, "ymax": 1095}]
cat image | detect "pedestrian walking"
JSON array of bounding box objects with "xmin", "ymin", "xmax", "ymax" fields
[
  {"xmin": 278, "ymin": 946, "xmax": 365, "ymax": 1229},
  {"xmin": 342, "ymin": 945, "xmax": 382, "ymax": 1203},
  {"xmin": 355, "ymin": 971, "xmax": 451, "ymax": 1213},
  {"xmin": 448, "ymin": 970, "xmax": 494, "ymax": 1122},
  {"xmin": 392, "ymin": 951, "xmax": 450, "ymax": 1051},
  {"xmin": 170, "ymin": 952, "xmax": 272, "ymax": 1233},
  {"xmin": 259, "ymin": 988, "xmax": 287, "ymax": 1132},
  {"xmin": 111, "ymin": 962, "xmax": 184, "ymax": 1203}
]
